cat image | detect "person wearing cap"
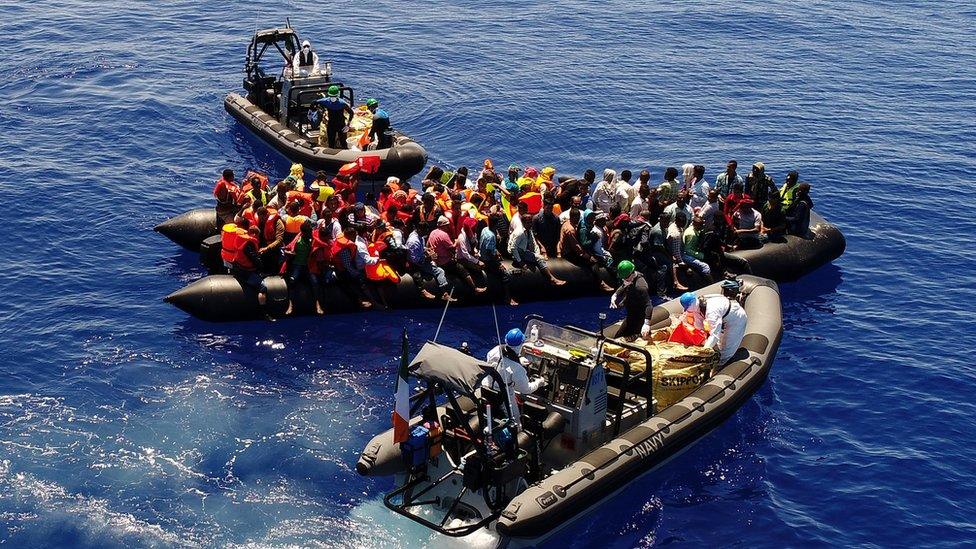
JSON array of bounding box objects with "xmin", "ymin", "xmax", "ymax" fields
[
  {"xmin": 292, "ymin": 40, "xmax": 320, "ymax": 76},
  {"xmin": 314, "ymin": 85, "xmax": 354, "ymax": 149},
  {"xmin": 786, "ymin": 182, "xmax": 813, "ymax": 236},
  {"xmin": 365, "ymin": 98, "xmax": 392, "ymax": 149},
  {"xmin": 745, "ymin": 162, "xmax": 777, "ymax": 212},
  {"xmin": 678, "ymin": 281, "xmax": 748, "ymax": 364},
  {"xmin": 732, "ymin": 197, "xmax": 763, "ymax": 250},
  {"xmin": 610, "ymin": 260, "xmax": 651, "ymax": 340},
  {"xmin": 483, "ymin": 328, "xmax": 547, "ymax": 428},
  {"xmin": 427, "ymin": 215, "xmax": 486, "ymax": 294},
  {"xmin": 537, "ymin": 166, "xmax": 557, "ymax": 194}
]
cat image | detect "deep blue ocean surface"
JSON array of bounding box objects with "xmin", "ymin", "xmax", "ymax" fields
[{"xmin": 2, "ymin": 1, "xmax": 975, "ymax": 547}]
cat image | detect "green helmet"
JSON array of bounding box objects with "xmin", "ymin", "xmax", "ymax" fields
[
  {"xmin": 366, "ymin": 98, "xmax": 378, "ymax": 108},
  {"xmin": 617, "ymin": 260, "xmax": 635, "ymax": 279},
  {"xmin": 327, "ymin": 85, "xmax": 339, "ymax": 97}
]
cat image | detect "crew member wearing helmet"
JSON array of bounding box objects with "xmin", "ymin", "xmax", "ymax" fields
[
  {"xmin": 293, "ymin": 40, "xmax": 320, "ymax": 77},
  {"xmin": 484, "ymin": 328, "xmax": 547, "ymax": 428},
  {"xmin": 365, "ymin": 98, "xmax": 392, "ymax": 149},
  {"xmin": 653, "ymin": 280, "xmax": 747, "ymax": 363},
  {"xmin": 609, "ymin": 260, "xmax": 651, "ymax": 339},
  {"xmin": 314, "ymin": 85, "xmax": 354, "ymax": 149}
]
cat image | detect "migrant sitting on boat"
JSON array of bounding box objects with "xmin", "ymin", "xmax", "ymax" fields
[{"xmin": 159, "ymin": 157, "xmax": 844, "ymax": 320}]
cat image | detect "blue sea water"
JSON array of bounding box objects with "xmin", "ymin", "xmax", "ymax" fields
[{"xmin": 1, "ymin": 0, "xmax": 975, "ymax": 546}]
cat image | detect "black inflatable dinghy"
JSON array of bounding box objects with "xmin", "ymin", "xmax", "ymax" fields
[{"xmin": 356, "ymin": 275, "xmax": 781, "ymax": 544}]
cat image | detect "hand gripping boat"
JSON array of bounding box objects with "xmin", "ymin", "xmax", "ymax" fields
[
  {"xmin": 356, "ymin": 275, "xmax": 782, "ymax": 545},
  {"xmin": 225, "ymin": 25, "xmax": 427, "ymax": 180}
]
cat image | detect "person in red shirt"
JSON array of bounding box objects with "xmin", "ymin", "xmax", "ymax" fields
[
  {"xmin": 722, "ymin": 181, "xmax": 750, "ymax": 228},
  {"xmin": 427, "ymin": 216, "xmax": 486, "ymax": 294}
]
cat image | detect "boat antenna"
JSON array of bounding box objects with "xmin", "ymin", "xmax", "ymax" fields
[
  {"xmin": 491, "ymin": 303, "xmax": 502, "ymax": 349},
  {"xmin": 285, "ymin": 17, "xmax": 292, "ymax": 29},
  {"xmin": 432, "ymin": 287, "xmax": 455, "ymax": 343}
]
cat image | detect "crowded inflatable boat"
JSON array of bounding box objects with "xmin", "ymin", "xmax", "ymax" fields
[{"xmin": 159, "ymin": 157, "xmax": 844, "ymax": 321}]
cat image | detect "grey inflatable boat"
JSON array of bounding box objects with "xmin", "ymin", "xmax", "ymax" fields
[{"xmin": 356, "ymin": 275, "xmax": 781, "ymax": 545}]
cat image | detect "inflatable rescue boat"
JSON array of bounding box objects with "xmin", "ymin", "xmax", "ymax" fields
[
  {"xmin": 356, "ymin": 275, "xmax": 781, "ymax": 545},
  {"xmin": 228, "ymin": 26, "xmax": 427, "ymax": 180}
]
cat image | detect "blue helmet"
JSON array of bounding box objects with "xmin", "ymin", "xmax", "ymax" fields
[
  {"xmin": 505, "ymin": 328, "xmax": 525, "ymax": 347},
  {"xmin": 679, "ymin": 292, "xmax": 698, "ymax": 310}
]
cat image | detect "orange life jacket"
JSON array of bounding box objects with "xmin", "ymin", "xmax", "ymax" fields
[
  {"xmin": 220, "ymin": 224, "xmax": 246, "ymax": 264},
  {"xmin": 283, "ymin": 214, "xmax": 308, "ymax": 235},
  {"xmin": 213, "ymin": 178, "xmax": 240, "ymax": 205},
  {"xmin": 232, "ymin": 233, "xmax": 259, "ymax": 271},
  {"xmin": 364, "ymin": 243, "xmax": 401, "ymax": 283},
  {"xmin": 309, "ymin": 232, "xmax": 334, "ymax": 275},
  {"xmin": 259, "ymin": 210, "xmax": 281, "ymax": 245},
  {"xmin": 286, "ymin": 190, "xmax": 314, "ymax": 216},
  {"xmin": 330, "ymin": 236, "xmax": 358, "ymax": 272}
]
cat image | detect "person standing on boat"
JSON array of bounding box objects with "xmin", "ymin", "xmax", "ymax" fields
[
  {"xmin": 292, "ymin": 40, "xmax": 320, "ymax": 76},
  {"xmin": 213, "ymin": 169, "xmax": 241, "ymax": 226},
  {"xmin": 698, "ymin": 280, "xmax": 748, "ymax": 364},
  {"xmin": 610, "ymin": 260, "xmax": 651, "ymax": 340},
  {"xmin": 484, "ymin": 329, "xmax": 547, "ymax": 429},
  {"xmin": 314, "ymin": 85, "xmax": 354, "ymax": 149},
  {"xmin": 714, "ymin": 160, "xmax": 743, "ymax": 201},
  {"xmin": 365, "ymin": 99, "xmax": 392, "ymax": 149}
]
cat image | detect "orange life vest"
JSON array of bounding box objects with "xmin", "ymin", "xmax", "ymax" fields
[
  {"xmin": 364, "ymin": 243, "xmax": 401, "ymax": 283},
  {"xmin": 220, "ymin": 224, "xmax": 246, "ymax": 264},
  {"xmin": 259, "ymin": 210, "xmax": 281, "ymax": 245},
  {"xmin": 286, "ymin": 190, "xmax": 314, "ymax": 216},
  {"xmin": 283, "ymin": 214, "xmax": 308, "ymax": 235},
  {"xmin": 330, "ymin": 236, "xmax": 359, "ymax": 272},
  {"xmin": 213, "ymin": 178, "xmax": 240, "ymax": 205},
  {"xmin": 232, "ymin": 233, "xmax": 259, "ymax": 271}
]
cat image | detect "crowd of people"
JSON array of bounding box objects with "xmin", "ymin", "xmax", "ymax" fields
[{"xmin": 212, "ymin": 158, "xmax": 816, "ymax": 315}]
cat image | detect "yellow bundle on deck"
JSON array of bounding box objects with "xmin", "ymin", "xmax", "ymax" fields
[{"xmin": 604, "ymin": 334, "xmax": 719, "ymax": 412}]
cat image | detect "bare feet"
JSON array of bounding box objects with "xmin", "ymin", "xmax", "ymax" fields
[
  {"xmin": 359, "ymin": 301, "xmax": 373, "ymax": 309},
  {"xmin": 420, "ymin": 289, "xmax": 437, "ymax": 300},
  {"xmin": 599, "ymin": 281, "xmax": 614, "ymax": 292},
  {"xmin": 315, "ymin": 304, "xmax": 325, "ymax": 315},
  {"xmin": 474, "ymin": 286, "xmax": 488, "ymax": 293},
  {"xmin": 441, "ymin": 292, "xmax": 458, "ymax": 302},
  {"xmin": 550, "ymin": 278, "xmax": 567, "ymax": 286}
]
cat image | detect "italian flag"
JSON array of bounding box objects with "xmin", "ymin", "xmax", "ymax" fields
[{"xmin": 392, "ymin": 329, "xmax": 410, "ymax": 444}]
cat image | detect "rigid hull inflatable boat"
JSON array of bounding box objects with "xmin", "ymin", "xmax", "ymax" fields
[
  {"xmin": 356, "ymin": 275, "xmax": 781, "ymax": 545},
  {"xmin": 228, "ymin": 26, "xmax": 427, "ymax": 179}
]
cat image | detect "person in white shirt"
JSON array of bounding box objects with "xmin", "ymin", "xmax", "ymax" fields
[
  {"xmin": 292, "ymin": 40, "xmax": 320, "ymax": 76},
  {"xmin": 617, "ymin": 169, "xmax": 635, "ymax": 211},
  {"xmin": 680, "ymin": 281, "xmax": 748, "ymax": 364},
  {"xmin": 688, "ymin": 164, "xmax": 710, "ymax": 210},
  {"xmin": 483, "ymin": 328, "xmax": 547, "ymax": 428}
]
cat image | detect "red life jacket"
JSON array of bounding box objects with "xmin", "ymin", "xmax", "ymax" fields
[
  {"xmin": 232, "ymin": 233, "xmax": 259, "ymax": 271},
  {"xmin": 330, "ymin": 236, "xmax": 358, "ymax": 272},
  {"xmin": 309, "ymin": 232, "xmax": 334, "ymax": 275},
  {"xmin": 213, "ymin": 178, "xmax": 240, "ymax": 205},
  {"xmin": 286, "ymin": 190, "xmax": 314, "ymax": 216},
  {"xmin": 241, "ymin": 171, "xmax": 269, "ymax": 193},
  {"xmin": 259, "ymin": 210, "xmax": 281, "ymax": 245}
]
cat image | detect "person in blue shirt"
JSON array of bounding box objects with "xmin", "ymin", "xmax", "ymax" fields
[
  {"xmin": 365, "ymin": 98, "xmax": 392, "ymax": 149},
  {"xmin": 313, "ymin": 85, "xmax": 354, "ymax": 149},
  {"xmin": 478, "ymin": 214, "xmax": 517, "ymax": 305}
]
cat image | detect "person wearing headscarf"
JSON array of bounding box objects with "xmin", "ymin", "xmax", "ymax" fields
[{"xmin": 589, "ymin": 168, "xmax": 617, "ymax": 214}]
